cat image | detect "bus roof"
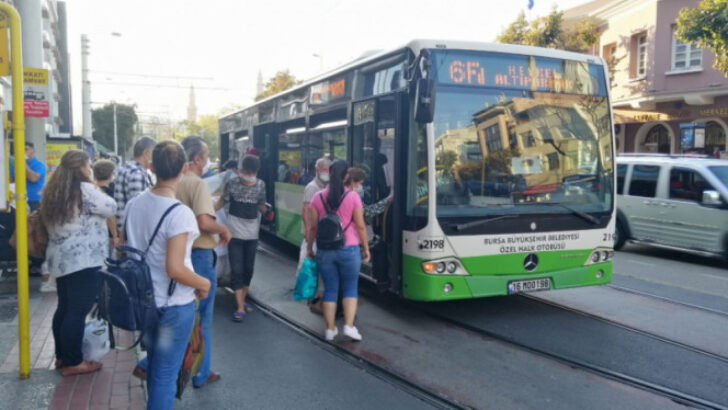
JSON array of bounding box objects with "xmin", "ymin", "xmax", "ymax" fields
[{"xmin": 220, "ymin": 39, "xmax": 606, "ymax": 121}]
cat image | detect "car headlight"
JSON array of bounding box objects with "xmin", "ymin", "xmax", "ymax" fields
[
  {"xmin": 421, "ymin": 258, "xmax": 468, "ymax": 275},
  {"xmin": 585, "ymin": 247, "xmax": 614, "ymax": 265}
]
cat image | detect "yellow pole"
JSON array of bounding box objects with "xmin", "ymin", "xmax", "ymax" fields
[{"xmin": 1, "ymin": 4, "xmax": 30, "ymax": 380}]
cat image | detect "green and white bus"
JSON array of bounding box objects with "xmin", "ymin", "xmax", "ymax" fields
[{"xmin": 219, "ymin": 40, "xmax": 615, "ymax": 301}]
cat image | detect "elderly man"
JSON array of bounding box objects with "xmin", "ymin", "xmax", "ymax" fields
[{"xmin": 297, "ymin": 157, "xmax": 331, "ymax": 277}]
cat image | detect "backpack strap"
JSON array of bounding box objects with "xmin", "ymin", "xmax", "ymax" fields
[
  {"xmin": 320, "ymin": 191, "xmax": 355, "ymax": 232},
  {"xmin": 143, "ymin": 202, "xmax": 183, "ymax": 258}
]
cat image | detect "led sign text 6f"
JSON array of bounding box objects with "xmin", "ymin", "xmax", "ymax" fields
[{"xmin": 449, "ymin": 60, "xmax": 485, "ymax": 85}]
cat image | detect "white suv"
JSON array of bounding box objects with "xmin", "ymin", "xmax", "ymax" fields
[{"xmin": 615, "ymin": 154, "xmax": 728, "ymax": 258}]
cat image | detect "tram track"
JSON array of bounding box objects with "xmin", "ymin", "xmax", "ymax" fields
[
  {"xmin": 605, "ymin": 283, "xmax": 728, "ymax": 317},
  {"xmin": 410, "ymin": 295, "xmax": 728, "ymax": 410},
  {"xmin": 255, "ymin": 242, "xmax": 728, "ymax": 409},
  {"xmin": 247, "ymin": 293, "xmax": 470, "ymax": 410}
]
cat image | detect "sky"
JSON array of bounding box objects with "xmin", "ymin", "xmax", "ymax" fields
[{"xmin": 65, "ymin": 0, "xmax": 591, "ymax": 130}]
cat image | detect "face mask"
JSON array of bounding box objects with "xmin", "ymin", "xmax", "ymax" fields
[
  {"xmin": 202, "ymin": 159, "xmax": 211, "ymax": 175},
  {"xmin": 354, "ymin": 185, "xmax": 364, "ymax": 196},
  {"xmin": 242, "ymin": 175, "xmax": 256, "ymax": 184},
  {"xmin": 319, "ymin": 173, "xmax": 330, "ymax": 183}
]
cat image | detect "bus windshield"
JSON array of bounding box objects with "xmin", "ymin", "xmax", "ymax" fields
[{"xmin": 428, "ymin": 50, "xmax": 614, "ymax": 218}]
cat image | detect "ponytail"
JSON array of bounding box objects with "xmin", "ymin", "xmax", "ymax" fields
[{"xmin": 326, "ymin": 160, "xmax": 349, "ymax": 210}]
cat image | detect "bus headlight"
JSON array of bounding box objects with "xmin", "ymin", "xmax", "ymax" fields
[
  {"xmin": 421, "ymin": 258, "xmax": 469, "ymax": 275},
  {"xmin": 585, "ymin": 247, "xmax": 614, "ymax": 265}
]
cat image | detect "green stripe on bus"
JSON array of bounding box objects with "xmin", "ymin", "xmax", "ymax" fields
[{"xmin": 274, "ymin": 207, "xmax": 304, "ymax": 245}]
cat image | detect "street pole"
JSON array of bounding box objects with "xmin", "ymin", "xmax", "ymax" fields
[
  {"xmin": 113, "ymin": 101, "xmax": 117, "ymax": 155},
  {"xmin": 81, "ymin": 34, "xmax": 91, "ymax": 140}
]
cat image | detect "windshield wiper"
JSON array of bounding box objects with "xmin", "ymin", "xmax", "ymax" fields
[
  {"xmin": 518, "ymin": 202, "xmax": 601, "ymax": 225},
  {"xmin": 451, "ymin": 215, "xmax": 518, "ymax": 232}
]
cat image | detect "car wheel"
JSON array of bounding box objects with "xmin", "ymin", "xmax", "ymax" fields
[{"xmin": 614, "ymin": 219, "xmax": 627, "ymax": 250}]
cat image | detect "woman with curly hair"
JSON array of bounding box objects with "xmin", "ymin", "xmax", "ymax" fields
[{"xmin": 41, "ymin": 150, "xmax": 116, "ymax": 376}]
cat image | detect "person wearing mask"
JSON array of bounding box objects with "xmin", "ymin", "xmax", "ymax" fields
[
  {"xmin": 297, "ymin": 157, "xmax": 331, "ymax": 276},
  {"xmin": 114, "ymin": 136, "xmax": 156, "ymax": 233},
  {"xmin": 125, "ymin": 141, "xmax": 211, "ymax": 410},
  {"xmin": 344, "ymin": 167, "xmax": 394, "ymax": 222},
  {"xmin": 93, "ymin": 159, "xmax": 120, "ymax": 250},
  {"xmin": 41, "ymin": 150, "xmax": 116, "ymax": 376},
  {"xmin": 306, "ymin": 160, "xmax": 370, "ymax": 341},
  {"xmin": 177, "ymin": 136, "xmax": 230, "ymax": 388},
  {"xmin": 215, "ymin": 155, "xmax": 268, "ymax": 322},
  {"xmin": 9, "ymin": 141, "xmax": 46, "ymax": 211}
]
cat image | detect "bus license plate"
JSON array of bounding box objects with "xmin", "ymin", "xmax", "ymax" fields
[{"xmin": 508, "ymin": 278, "xmax": 551, "ymax": 294}]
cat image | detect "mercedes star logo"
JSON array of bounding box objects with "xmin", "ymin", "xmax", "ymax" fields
[{"xmin": 523, "ymin": 253, "xmax": 539, "ymax": 271}]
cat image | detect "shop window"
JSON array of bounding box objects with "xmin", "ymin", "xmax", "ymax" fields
[
  {"xmin": 705, "ymin": 121, "xmax": 726, "ymax": 156},
  {"xmin": 642, "ymin": 125, "xmax": 670, "ymax": 153},
  {"xmin": 671, "ymin": 26, "xmax": 702, "ymax": 71},
  {"xmin": 628, "ymin": 165, "xmax": 659, "ymax": 198}
]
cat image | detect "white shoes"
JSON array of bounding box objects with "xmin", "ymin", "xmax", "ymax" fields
[
  {"xmin": 342, "ymin": 325, "xmax": 362, "ymax": 342},
  {"xmin": 324, "ymin": 327, "xmax": 338, "ymax": 341},
  {"xmin": 40, "ymin": 277, "xmax": 56, "ymax": 293}
]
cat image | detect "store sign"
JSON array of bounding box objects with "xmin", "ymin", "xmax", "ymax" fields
[{"xmin": 23, "ymin": 68, "xmax": 49, "ymax": 118}]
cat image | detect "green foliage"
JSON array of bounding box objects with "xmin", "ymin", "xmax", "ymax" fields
[
  {"xmin": 676, "ymin": 0, "xmax": 728, "ymax": 76},
  {"xmin": 92, "ymin": 103, "xmax": 137, "ymax": 156},
  {"xmin": 497, "ymin": 8, "xmax": 598, "ymax": 52},
  {"xmin": 255, "ymin": 70, "xmax": 302, "ymax": 101},
  {"xmin": 437, "ymin": 150, "xmax": 458, "ymax": 173}
]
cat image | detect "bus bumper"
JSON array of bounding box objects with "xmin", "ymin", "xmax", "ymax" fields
[{"xmin": 402, "ymin": 261, "xmax": 613, "ymax": 301}]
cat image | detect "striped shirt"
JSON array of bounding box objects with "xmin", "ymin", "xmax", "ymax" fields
[{"xmin": 114, "ymin": 159, "xmax": 152, "ymax": 232}]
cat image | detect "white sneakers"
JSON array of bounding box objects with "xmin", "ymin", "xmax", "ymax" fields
[
  {"xmin": 342, "ymin": 325, "xmax": 362, "ymax": 341},
  {"xmin": 325, "ymin": 325, "xmax": 363, "ymax": 342},
  {"xmin": 39, "ymin": 277, "xmax": 57, "ymax": 293},
  {"xmin": 324, "ymin": 327, "xmax": 338, "ymax": 341}
]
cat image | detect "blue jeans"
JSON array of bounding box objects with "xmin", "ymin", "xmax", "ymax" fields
[
  {"xmin": 146, "ymin": 301, "xmax": 195, "ymax": 410},
  {"xmin": 191, "ymin": 248, "xmax": 216, "ymax": 387},
  {"xmin": 316, "ymin": 245, "xmax": 361, "ymax": 303},
  {"xmin": 136, "ymin": 249, "xmax": 218, "ymax": 386}
]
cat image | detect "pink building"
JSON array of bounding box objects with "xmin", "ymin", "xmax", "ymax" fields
[{"xmin": 564, "ymin": 0, "xmax": 728, "ymax": 155}]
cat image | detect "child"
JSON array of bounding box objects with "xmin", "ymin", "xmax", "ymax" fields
[{"xmin": 215, "ymin": 155, "xmax": 269, "ymax": 321}]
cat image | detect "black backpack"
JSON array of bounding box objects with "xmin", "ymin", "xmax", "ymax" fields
[
  {"xmin": 97, "ymin": 202, "xmax": 181, "ymax": 349},
  {"xmin": 316, "ymin": 191, "xmax": 352, "ymax": 250}
]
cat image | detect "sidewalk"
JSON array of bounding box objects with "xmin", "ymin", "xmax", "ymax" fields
[{"xmin": 0, "ymin": 280, "xmax": 144, "ymax": 410}]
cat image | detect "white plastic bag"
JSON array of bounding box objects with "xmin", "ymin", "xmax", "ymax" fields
[{"xmin": 82, "ymin": 318, "xmax": 110, "ymax": 362}]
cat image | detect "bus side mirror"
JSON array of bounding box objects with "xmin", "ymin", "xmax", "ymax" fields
[{"xmin": 414, "ymin": 78, "xmax": 435, "ymax": 123}]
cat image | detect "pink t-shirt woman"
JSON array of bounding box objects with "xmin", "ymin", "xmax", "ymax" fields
[{"xmin": 310, "ymin": 188, "xmax": 363, "ymax": 247}]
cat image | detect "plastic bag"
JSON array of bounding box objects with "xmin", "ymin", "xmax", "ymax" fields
[
  {"xmin": 294, "ymin": 257, "xmax": 318, "ymax": 301},
  {"xmin": 82, "ymin": 318, "xmax": 110, "ymax": 362}
]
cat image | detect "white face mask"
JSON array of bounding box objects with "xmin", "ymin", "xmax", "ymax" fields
[
  {"xmin": 319, "ymin": 172, "xmax": 330, "ymax": 183},
  {"xmin": 354, "ymin": 185, "xmax": 364, "ymax": 196},
  {"xmin": 241, "ymin": 174, "xmax": 256, "ymax": 184},
  {"xmin": 202, "ymin": 159, "xmax": 211, "ymax": 175}
]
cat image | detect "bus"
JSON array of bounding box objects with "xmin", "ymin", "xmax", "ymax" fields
[{"xmin": 219, "ymin": 39, "xmax": 615, "ymax": 301}]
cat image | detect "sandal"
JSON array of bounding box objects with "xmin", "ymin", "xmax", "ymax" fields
[
  {"xmin": 244, "ymin": 303, "xmax": 254, "ymax": 313},
  {"xmin": 61, "ymin": 360, "xmax": 102, "ymax": 377},
  {"xmin": 232, "ymin": 311, "xmax": 245, "ymax": 322},
  {"xmin": 193, "ymin": 371, "xmax": 221, "ymax": 389}
]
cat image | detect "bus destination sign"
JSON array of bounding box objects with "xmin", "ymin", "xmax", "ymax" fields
[
  {"xmin": 310, "ymin": 76, "xmax": 349, "ymax": 105},
  {"xmin": 434, "ymin": 51, "xmax": 605, "ymax": 95}
]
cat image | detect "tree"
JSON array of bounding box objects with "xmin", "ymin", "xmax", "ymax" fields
[
  {"xmin": 676, "ymin": 0, "xmax": 728, "ymax": 76},
  {"xmin": 92, "ymin": 103, "xmax": 138, "ymax": 157},
  {"xmin": 497, "ymin": 8, "xmax": 598, "ymax": 53},
  {"xmin": 255, "ymin": 70, "xmax": 302, "ymax": 101}
]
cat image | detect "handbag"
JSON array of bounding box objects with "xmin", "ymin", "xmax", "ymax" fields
[
  {"xmin": 82, "ymin": 317, "xmax": 111, "ymax": 362},
  {"xmin": 176, "ymin": 301, "xmax": 204, "ymax": 399},
  {"xmin": 294, "ymin": 257, "xmax": 318, "ymax": 301}
]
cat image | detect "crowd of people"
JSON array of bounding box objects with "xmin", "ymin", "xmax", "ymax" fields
[{"xmin": 4, "ymin": 135, "xmax": 390, "ymax": 409}]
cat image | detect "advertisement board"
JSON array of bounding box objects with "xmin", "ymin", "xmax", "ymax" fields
[{"xmin": 23, "ymin": 68, "xmax": 49, "ymax": 118}]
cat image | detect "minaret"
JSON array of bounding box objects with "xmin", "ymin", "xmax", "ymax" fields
[
  {"xmin": 187, "ymin": 85, "xmax": 197, "ymax": 123},
  {"xmin": 256, "ymin": 70, "xmax": 264, "ymax": 96}
]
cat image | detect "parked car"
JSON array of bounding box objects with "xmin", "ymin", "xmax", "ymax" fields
[{"xmin": 615, "ymin": 154, "xmax": 728, "ymax": 258}]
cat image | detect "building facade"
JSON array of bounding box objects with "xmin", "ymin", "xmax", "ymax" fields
[{"xmin": 564, "ymin": 0, "xmax": 728, "ymax": 156}]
